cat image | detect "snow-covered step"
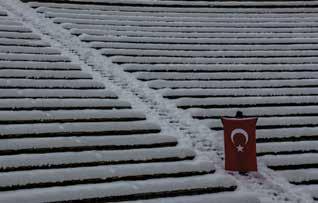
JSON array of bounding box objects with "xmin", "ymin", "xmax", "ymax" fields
[
  {"xmin": 0, "ymin": 25, "xmax": 31, "ymax": 33},
  {"xmin": 65, "ymin": 23, "xmax": 318, "ymax": 33},
  {"xmin": 191, "ymin": 106, "xmax": 318, "ymax": 119},
  {"xmin": 257, "ymin": 141, "xmax": 318, "ymax": 156},
  {"xmin": 205, "ymin": 116, "xmax": 318, "ymax": 130},
  {"xmin": 0, "ymin": 121, "xmax": 161, "ymax": 139},
  {"xmin": 163, "ymin": 88, "xmax": 318, "ymax": 99},
  {"xmin": 0, "ymin": 31, "xmax": 40, "ymax": 40},
  {"xmin": 136, "ymin": 71, "xmax": 318, "ymax": 81},
  {"xmin": 260, "ymin": 153, "xmax": 318, "ymax": 170},
  {"xmin": 0, "ymin": 89, "xmax": 117, "ymax": 99},
  {"xmin": 121, "ymin": 192, "xmax": 260, "ymax": 203},
  {"xmin": 0, "ymin": 53, "xmax": 70, "ymax": 62},
  {"xmin": 295, "ymin": 185, "xmax": 318, "ymax": 200},
  {"xmin": 29, "ymin": 2, "xmax": 318, "ymax": 13},
  {"xmin": 0, "ymin": 109, "xmax": 146, "ymax": 124},
  {"xmin": 0, "ymin": 70, "xmax": 92, "ymax": 79},
  {"xmin": 54, "ymin": 17, "xmax": 318, "ymax": 28},
  {"xmin": 0, "ymin": 134, "xmax": 178, "ymax": 155},
  {"xmin": 0, "ymin": 61, "xmax": 81, "ymax": 70},
  {"xmin": 0, "ymin": 79, "xmax": 105, "ymax": 89},
  {"xmin": 72, "ymin": 28, "xmax": 318, "ymax": 38},
  {"xmin": 0, "ymin": 20, "xmax": 21, "ymax": 27},
  {"xmin": 35, "ymin": 0, "xmax": 318, "ymax": 7},
  {"xmin": 111, "ymin": 56, "xmax": 318, "ymax": 65},
  {"xmin": 256, "ymin": 127, "xmax": 318, "ymax": 142},
  {"xmin": 0, "ymin": 99, "xmax": 131, "ymax": 110},
  {"xmin": 0, "ymin": 147, "xmax": 194, "ymax": 171},
  {"xmin": 149, "ymin": 79, "xmax": 318, "ymax": 90},
  {"xmin": 207, "ymin": 1, "xmax": 318, "ymax": 7},
  {"xmin": 31, "ymin": 0, "xmax": 213, "ymax": 7},
  {"xmin": 0, "ymin": 174, "xmax": 236, "ymax": 203},
  {"xmin": 124, "ymin": 64, "xmax": 318, "ymax": 73},
  {"xmin": 102, "ymin": 49, "xmax": 318, "ymax": 58},
  {"xmin": 82, "ymin": 35, "xmax": 318, "ymax": 45},
  {"xmin": 44, "ymin": 11, "xmax": 318, "ymax": 23},
  {"xmin": 0, "ymin": 160, "xmax": 214, "ymax": 191},
  {"xmin": 0, "ymin": 38, "xmax": 50, "ymax": 47},
  {"xmin": 175, "ymin": 96, "xmax": 318, "ymax": 109},
  {"xmin": 92, "ymin": 42, "xmax": 318, "ymax": 51},
  {"xmin": 0, "ymin": 10, "xmax": 7, "ymax": 16},
  {"xmin": 37, "ymin": 6, "xmax": 318, "ymax": 18},
  {"xmin": 0, "ymin": 46, "xmax": 60, "ymax": 54}
]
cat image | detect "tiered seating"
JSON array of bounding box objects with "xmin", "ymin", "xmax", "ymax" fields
[
  {"xmin": 26, "ymin": 0, "xmax": 318, "ymax": 200},
  {"xmin": 0, "ymin": 6, "xmax": 255, "ymax": 203}
]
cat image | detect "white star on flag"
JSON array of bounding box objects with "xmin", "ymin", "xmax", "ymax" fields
[{"xmin": 236, "ymin": 145, "xmax": 244, "ymax": 152}]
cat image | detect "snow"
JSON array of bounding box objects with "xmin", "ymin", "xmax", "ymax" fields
[
  {"xmin": 124, "ymin": 192, "xmax": 260, "ymax": 203},
  {"xmin": 0, "ymin": 174, "xmax": 236, "ymax": 203},
  {"xmin": 0, "ymin": 147, "xmax": 194, "ymax": 169},
  {"xmin": 260, "ymin": 153, "xmax": 318, "ymax": 167},
  {"xmin": 256, "ymin": 127, "xmax": 318, "ymax": 140},
  {"xmin": 0, "ymin": 70, "xmax": 92, "ymax": 79},
  {"xmin": 0, "ymin": 25, "xmax": 31, "ymax": 32},
  {"xmin": 0, "ymin": 98, "xmax": 131, "ymax": 110},
  {"xmin": 279, "ymin": 168, "xmax": 318, "ymax": 183},
  {"xmin": 28, "ymin": 2, "xmax": 318, "ymax": 13},
  {"xmin": 124, "ymin": 63, "xmax": 318, "ymax": 72},
  {"xmin": 164, "ymin": 88, "xmax": 318, "ymax": 98},
  {"xmin": 175, "ymin": 96, "xmax": 318, "ymax": 109},
  {"xmin": 0, "ymin": 19, "xmax": 22, "ymax": 26},
  {"xmin": 64, "ymin": 22, "xmax": 318, "ymax": 33},
  {"xmin": 205, "ymin": 116, "xmax": 318, "ymax": 129},
  {"xmin": 257, "ymin": 141, "xmax": 318, "ymax": 155},
  {"xmin": 111, "ymin": 56, "xmax": 318, "ymax": 64},
  {"xmin": 191, "ymin": 106, "xmax": 318, "ymax": 118},
  {"xmin": 93, "ymin": 43, "xmax": 318, "ymax": 52},
  {"xmin": 0, "ymin": 160, "xmax": 214, "ymax": 188},
  {"xmin": 0, "ymin": 46, "xmax": 60, "ymax": 54},
  {"xmin": 0, "ymin": 31, "xmax": 40, "ymax": 39},
  {"xmin": 82, "ymin": 35, "xmax": 318, "ymax": 44},
  {"xmin": 44, "ymin": 11, "xmax": 318, "ymax": 23},
  {"xmin": 37, "ymin": 6, "xmax": 318, "ymax": 18},
  {"xmin": 149, "ymin": 79, "xmax": 318, "ymax": 89},
  {"xmin": 0, "ymin": 79, "xmax": 105, "ymax": 89},
  {"xmin": 136, "ymin": 71, "xmax": 318, "ymax": 81},
  {"xmin": 0, "ymin": 120, "xmax": 161, "ymax": 137},
  {"xmin": 54, "ymin": 17, "xmax": 318, "ymax": 27},
  {"xmin": 4, "ymin": 0, "xmax": 318, "ymax": 202},
  {"xmin": 0, "ymin": 53, "xmax": 70, "ymax": 62},
  {"xmin": 0, "ymin": 61, "xmax": 81, "ymax": 70},
  {"xmin": 0, "ymin": 38, "xmax": 50, "ymax": 46},
  {"xmin": 0, "ymin": 89, "xmax": 117, "ymax": 98},
  {"xmin": 0, "ymin": 134, "xmax": 177, "ymax": 151},
  {"xmin": 0, "ymin": 109, "xmax": 145, "ymax": 123},
  {"xmin": 103, "ymin": 49, "xmax": 318, "ymax": 58},
  {"xmin": 72, "ymin": 28, "xmax": 318, "ymax": 38}
]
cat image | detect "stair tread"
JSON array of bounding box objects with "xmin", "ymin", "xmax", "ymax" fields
[
  {"xmin": 0, "ymin": 134, "xmax": 177, "ymax": 153},
  {"xmin": 0, "ymin": 147, "xmax": 195, "ymax": 170},
  {"xmin": 0, "ymin": 98, "xmax": 131, "ymax": 110},
  {"xmin": 0, "ymin": 160, "xmax": 214, "ymax": 189}
]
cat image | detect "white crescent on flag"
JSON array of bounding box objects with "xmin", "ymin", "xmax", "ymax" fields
[{"xmin": 230, "ymin": 128, "xmax": 249, "ymax": 145}]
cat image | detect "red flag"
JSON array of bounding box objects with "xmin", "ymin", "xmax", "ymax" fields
[{"xmin": 221, "ymin": 117, "xmax": 258, "ymax": 172}]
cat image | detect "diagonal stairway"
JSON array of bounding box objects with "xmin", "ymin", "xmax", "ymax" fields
[
  {"xmin": 24, "ymin": 0, "xmax": 318, "ymax": 201},
  {"xmin": 0, "ymin": 5, "xmax": 258, "ymax": 203}
]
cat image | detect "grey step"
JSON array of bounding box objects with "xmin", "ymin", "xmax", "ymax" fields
[{"xmin": 0, "ymin": 134, "xmax": 178, "ymax": 155}]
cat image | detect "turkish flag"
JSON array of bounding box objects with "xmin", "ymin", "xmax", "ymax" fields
[{"xmin": 221, "ymin": 117, "xmax": 258, "ymax": 172}]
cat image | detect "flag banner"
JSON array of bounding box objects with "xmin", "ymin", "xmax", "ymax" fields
[{"xmin": 221, "ymin": 117, "xmax": 258, "ymax": 172}]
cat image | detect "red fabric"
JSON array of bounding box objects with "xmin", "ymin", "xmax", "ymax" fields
[{"xmin": 221, "ymin": 117, "xmax": 258, "ymax": 172}]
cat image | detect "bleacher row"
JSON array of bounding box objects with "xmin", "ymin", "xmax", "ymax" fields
[
  {"xmin": 0, "ymin": 4, "xmax": 261, "ymax": 203},
  {"xmin": 24, "ymin": 0, "xmax": 318, "ymax": 201}
]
